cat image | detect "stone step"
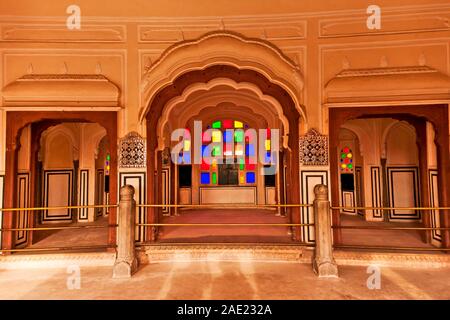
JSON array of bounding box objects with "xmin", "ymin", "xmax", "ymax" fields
[
  {"xmin": 0, "ymin": 252, "xmax": 116, "ymax": 270},
  {"xmin": 137, "ymin": 243, "xmax": 308, "ymax": 263},
  {"xmin": 334, "ymin": 250, "xmax": 450, "ymax": 269}
]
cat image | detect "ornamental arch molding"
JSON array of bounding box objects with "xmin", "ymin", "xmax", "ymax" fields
[{"xmin": 139, "ymin": 31, "xmax": 305, "ymax": 121}]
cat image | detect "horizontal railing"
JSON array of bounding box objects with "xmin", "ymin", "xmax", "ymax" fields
[
  {"xmin": 0, "ymin": 204, "xmax": 117, "ymax": 254},
  {"xmin": 331, "ymin": 205, "xmax": 450, "ymax": 252}
]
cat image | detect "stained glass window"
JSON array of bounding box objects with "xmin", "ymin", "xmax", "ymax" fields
[
  {"xmin": 340, "ymin": 147, "xmax": 354, "ymax": 172},
  {"xmin": 199, "ymin": 119, "xmax": 264, "ymax": 185}
]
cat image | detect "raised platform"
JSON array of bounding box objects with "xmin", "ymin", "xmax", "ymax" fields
[
  {"xmin": 1, "ymin": 244, "xmax": 449, "ymax": 270},
  {"xmin": 137, "ymin": 243, "xmax": 308, "ymax": 263}
]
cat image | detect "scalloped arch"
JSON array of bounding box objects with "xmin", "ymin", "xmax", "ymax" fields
[{"xmin": 140, "ymin": 31, "xmax": 304, "ymax": 121}]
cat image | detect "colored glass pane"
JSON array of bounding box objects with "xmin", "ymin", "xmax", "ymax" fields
[
  {"xmin": 212, "ymin": 172, "xmax": 217, "ymax": 184},
  {"xmin": 341, "ymin": 164, "xmax": 347, "ymax": 169},
  {"xmin": 212, "ymin": 146, "xmax": 221, "ymax": 156},
  {"xmin": 265, "ymin": 151, "xmax": 271, "ymax": 163},
  {"xmin": 223, "ymin": 120, "xmax": 233, "ymax": 129},
  {"xmin": 347, "ymin": 164, "xmax": 353, "ymax": 169},
  {"xmin": 343, "ymin": 147, "xmax": 350, "ymax": 153},
  {"xmin": 234, "ymin": 130, "xmax": 244, "ymax": 142},
  {"xmin": 265, "ymin": 140, "xmax": 271, "ymax": 151},
  {"xmin": 201, "ymin": 161, "xmax": 210, "ymax": 171},
  {"xmin": 212, "ymin": 121, "xmax": 221, "ymax": 129},
  {"xmin": 266, "ymin": 128, "xmax": 271, "ymax": 139},
  {"xmin": 235, "ymin": 144, "xmax": 244, "ymax": 156},
  {"xmin": 245, "ymin": 158, "xmax": 256, "ymax": 170},
  {"xmin": 246, "ymin": 172, "xmax": 256, "ymax": 184},
  {"xmin": 234, "ymin": 121, "xmax": 243, "ymax": 128},
  {"xmin": 183, "ymin": 152, "xmax": 191, "ymax": 164},
  {"xmin": 239, "ymin": 158, "xmax": 245, "ymax": 170},
  {"xmin": 201, "ymin": 172, "xmax": 210, "ymax": 184},
  {"xmin": 212, "ymin": 130, "xmax": 222, "ymax": 142},
  {"xmin": 239, "ymin": 172, "xmax": 245, "ymax": 184},
  {"xmin": 106, "ymin": 154, "xmax": 111, "ymax": 161},
  {"xmin": 202, "ymin": 145, "xmax": 208, "ymax": 157},
  {"xmin": 202, "ymin": 132, "xmax": 210, "ymax": 143},
  {"xmin": 224, "ymin": 130, "xmax": 232, "ymax": 143},
  {"xmin": 347, "ymin": 153, "xmax": 353, "ymax": 158},
  {"xmin": 211, "ymin": 159, "xmax": 217, "ymax": 169},
  {"xmin": 341, "ymin": 153, "xmax": 346, "ymax": 159},
  {"xmin": 246, "ymin": 144, "xmax": 255, "ymax": 156},
  {"xmin": 184, "ymin": 140, "xmax": 191, "ymax": 151}
]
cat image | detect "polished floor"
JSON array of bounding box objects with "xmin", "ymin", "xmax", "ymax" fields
[
  {"xmin": 25, "ymin": 210, "xmax": 434, "ymax": 249},
  {"xmin": 158, "ymin": 209, "xmax": 293, "ymax": 243},
  {"xmin": 0, "ymin": 261, "xmax": 448, "ymax": 299}
]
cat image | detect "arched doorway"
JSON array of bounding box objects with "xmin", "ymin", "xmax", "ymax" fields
[
  {"xmin": 140, "ymin": 32, "xmax": 306, "ymax": 242},
  {"xmin": 1, "ymin": 111, "xmax": 118, "ymax": 251}
]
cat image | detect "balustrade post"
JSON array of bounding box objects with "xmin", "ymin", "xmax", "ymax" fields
[
  {"xmin": 312, "ymin": 184, "xmax": 339, "ymax": 278},
  {"xmin": 113, "ymin": 185, "xmax": 138, "ymax": 278}
]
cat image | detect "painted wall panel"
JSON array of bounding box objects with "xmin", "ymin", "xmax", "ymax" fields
[
  {"xmin": 119, "ymin": 172, "xmax": 146, "ymax": 242},
  {"xmin": 387, "ymin": 167, "xmax": 420, "ymax": 221},
  {"xmin": 429, "ymin": 169, "xmax": 441, "ymax": 246},
  {"xmin": 300, "ymin": 170, "xmax": 328, "ymax": 243},
  {"xmin": 15, "ymin": 173, "xmax": 29, "ymax": 246},
  {"xmin": 43, "ymin": 170, "xmax": 73, "ymax": 222}
]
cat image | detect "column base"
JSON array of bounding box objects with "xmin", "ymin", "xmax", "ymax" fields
[
  {"xmin": 312, "ymin": 258, "xmax": 339, "ymax": 278},
  {"xmin": 112, "ymin": 258, "xmax": 138, "ymax": 279}
]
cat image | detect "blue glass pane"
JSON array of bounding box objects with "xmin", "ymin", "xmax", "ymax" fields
[
  {"xmin": 245, "ymin": 144, "xmax": 255, "ymax": 156},
  {"xmin": 183, "ymin": 152, "xmax": 191, "ymax": 164},
  {"xmin": 201, "ymin": 172, "xmax": 210, "ymax": 184},
  {"xmin": 224, "ymin": 131, "xmax": 232, "ymax": 143},
  {"xmin": 264, "ymin": 151, "xmax": 271, "ymax": 163},
  {"xmin": 246, "ymin": 172, "xmax": 256, "ymax": 184},
  {"xmin": 202, "ymin": 145, "xmax": 207, "ymax": 157}
]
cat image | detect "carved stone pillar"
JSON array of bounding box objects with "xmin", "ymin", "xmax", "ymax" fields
[
  {"xmin": 312, "ymin": 184, "xmax": 339, "ymax": 278},
  {"xmin": 113, "ymin": 185, "xmax": 138, "ymax": 278}
]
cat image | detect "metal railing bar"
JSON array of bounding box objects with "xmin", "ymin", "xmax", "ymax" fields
[
  {"xmin": 333, "ymin": 244, "xmax": 450, "ymax": 252},
  {"xmin": 332, "ymin": 226, "xmax": 450, "ymax": 231},
  {"xmin": 135, "ymin": 242, "xmax": 315, "ymax": 247},
  {"xmin": 137, "ymin": 204, "xmax": 312, "ymax": 208},
  {"xmin": 0, "ymin": 204, "xmax": 118, "ymax": 212},
  {"xmin": 331, "ymin": 206, "xmax": 450, "ymax": 210},
  {"xmin": 0, "ymin": 224, "xmax": 118, "ymax": 232},
  {"xmin": 136, "ymin": 223, "xmax": 314, "ymax": 227},
  {"xmin": 0, "ymin": 245, "xmax": 116, "ymax": 253}
]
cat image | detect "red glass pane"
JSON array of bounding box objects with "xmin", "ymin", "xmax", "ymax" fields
[
  {"xmin": 223, "ymin": 120, "xmax": 233, "ymax": 129},
  {"xmin": 201, "ymin": 160, "xmax": 210, "ymax": 170},
  {"xmin": 266, "ymin": 128, "xmax": 271, "ymax": 139}
]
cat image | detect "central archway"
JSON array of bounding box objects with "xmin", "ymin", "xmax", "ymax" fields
[{"xmin": 141, "ymin": 32, "xmax": 305, "ymax": 242}]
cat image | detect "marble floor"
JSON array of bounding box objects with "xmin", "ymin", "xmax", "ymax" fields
[
  {"xmin": 0, "ymin": 261, "xmax": 448, "ymax": 299},
  {"xmin": 23, "ymin": 210, "xmax": 433, "ymax": 250}
]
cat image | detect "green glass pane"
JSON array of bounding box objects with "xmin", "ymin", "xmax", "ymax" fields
[
  {"xmin": 239, "ymin": 158, "xmax": 245, "ymax": 170},
  {"xmin": 347, "ymin": 164, "xmax": 353, "ymax": 169},
  {"xmin": 212, "ymin": 172, "xmax": 217, "ymax": 184},
  {"xmin": 234, "ymin": 130, "xmax": 244, "ymax": 142},
  {"xmin": 106, "ymin": 154, "xmax": 111, "ymax": 161},
  {"xmin": 212, "ymin": 146, "xmax": 220, "ymax": 156},
  {"xmin": 341, "ymin": 153, "xmax": 346, "ymax": 159},
  {"xmin": 212, "ymin": 121, "xmax": 221, "ymax": 129}
]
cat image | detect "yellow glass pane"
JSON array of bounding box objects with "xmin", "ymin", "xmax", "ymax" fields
[
  {"xmin": 234, "ymin": 121, "xmax": 243, "ymax": 128},
  {"xmin": 212, "ymin": 159, "xmax": 217, "ymax": 169},
  {"xmin": 184, "ymin": 140, "xmax": 191, "ymax": 151},
  {"xmin": 239, "ymin": 171, "xmax": 245, "ymax": 184},
  {"xmin": 265, "ymin": 140, "xmax": 271, "ymax": 151},
  {"xmin": 212, "ymin": 130, "xmax": 222, "ymax": 142}
]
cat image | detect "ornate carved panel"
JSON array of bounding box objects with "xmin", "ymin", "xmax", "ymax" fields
[
  {"xmin": 119, "ymin": 132, "xmax": 146, "ymax": 168},
  {"xmin": 299, "ymin": 129, "xmax": 329, "ymax": 166}
]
